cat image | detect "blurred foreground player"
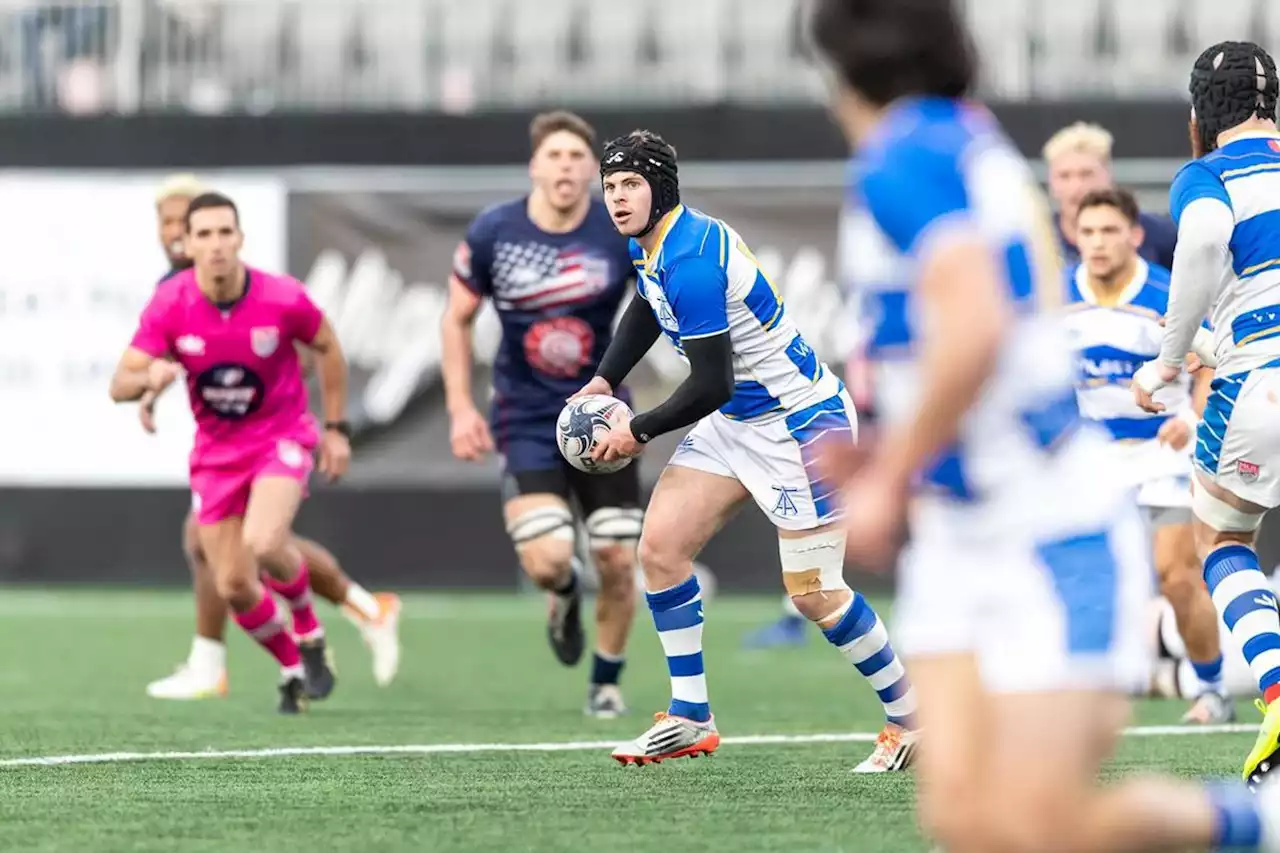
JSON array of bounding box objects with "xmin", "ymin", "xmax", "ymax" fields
[
  {"xmin": 811, "ymin": 0, "xmax": 1279, "ymax": 849},
  {"xmin": 581, "ymin": 130, "xmax": 919, "ymax": 771},
  {"xmin": 441, "ymin": 112, "xmax": 642, "ymax": 717},
  {"xmin": 1064, "ymin": 188, "xmax": 1227, "ymax": 724},
  {"xmin": 112, "ymin": 192, "xmax": 344, "ymax": 713},
  {"xmin": 143, "ymin": 176, "xmax": 401, "ymax": 700},
  {"xmin": 1134, "ymin": 40, "xmax": 1280, "ymax": 788}
]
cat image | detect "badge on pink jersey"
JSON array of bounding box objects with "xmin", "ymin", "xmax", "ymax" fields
[{"xmin": 251, "ymin": 326, "xmax": 279, "ymax": 358}]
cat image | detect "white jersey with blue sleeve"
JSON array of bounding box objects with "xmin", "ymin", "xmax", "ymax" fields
[
  {"xmin": 843, "ymin": 97, "xmax": 1150, "ymax": 696},
  {"xmin": 1169, "ymin": 133, "xmax": 1280, "ymax": 376},
  {"xmin": 633, "ymin": 205, "xmax": 843, "ymax": 421},
  {"xmin": 1062, "ymin": 260, "xmax": 1195, "ymax": 506},
  {"xmin": 1169, "ymin": 132, "xmax": 1280, "ymax": 508},
  {"xmin": 635, "ymin": 204, "xmax": 852, "ymax": 531}
]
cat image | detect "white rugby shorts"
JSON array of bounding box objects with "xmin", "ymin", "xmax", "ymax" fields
[
  {"xmin": 667, "ymin": 388, "xmax": 857, "ymax": 531},
  {"xmin": 893, "ymin": 429, "xmax": 1153, "ymax": 694}
]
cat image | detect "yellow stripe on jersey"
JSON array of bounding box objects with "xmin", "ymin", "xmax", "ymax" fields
[
  {"xmin": 1242, "ymin": 257, "xmax": 1280, "ymax": 278},
  {"xmin": 642, "ymin": 205, "xmax": 685, "ymax": 276},
  {"xmin": 1025, "ymin": 180, "xmax": 1065, "ymax": 313}
]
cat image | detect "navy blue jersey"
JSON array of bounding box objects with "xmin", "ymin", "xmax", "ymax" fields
[
  {"xmin": 1057, "ymin": 210, "xmax": 1177, "ymax": 270},
  {"xmin": 158, "ymin": 261, "xmax": 192, "ymax": 286},
  {"xmin": 453, "ymin": 197, "xmax": 634, "ymax": 455}
]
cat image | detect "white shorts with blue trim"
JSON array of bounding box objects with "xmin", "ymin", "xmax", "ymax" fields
[
  {"xmin": 1196, "ymin": 362, "xmax": 1280, "ymax": 510},
  {"xmin": 893, "ymin": 429, "xmax": 1153, "ymax": 694},
  {"xmin": 667, "ymin": 388, "xmax": 857, "ymax": 531}
]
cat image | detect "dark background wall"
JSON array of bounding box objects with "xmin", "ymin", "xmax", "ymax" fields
[{"xmin": 0, "ymin": 101, "xmax": 1194, "ymax": 167}]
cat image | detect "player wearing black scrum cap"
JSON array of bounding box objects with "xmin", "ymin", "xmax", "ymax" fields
[
  {"xmin": 1134, "ymin": 40, "xmax": 1280, "ymax": 792},
  {"xmin": 575, "ymin": 130, "xmax": 920, "ymax": 771}
]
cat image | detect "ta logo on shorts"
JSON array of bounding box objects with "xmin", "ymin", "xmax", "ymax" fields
[
  {"xmin": 771, "ymin": 486, "xmax": 800, "ymax": 518},
  {"xmin": 1240, "ymin": 460, "xmax": 1261, "ymax": 483}
]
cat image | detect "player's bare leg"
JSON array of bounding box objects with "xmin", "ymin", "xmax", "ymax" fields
[
  {"xmin": 245, "ymin": 476, "xmax": 336, "ymax": 701},
  {"xmin": 146, "ymin": 513, "xmax": 230, "ymax": 700},
  {"xmin": 504, "ymin": 493, "xmax": 584, "ymax": 666},
  {"xmin": 277, "ymin": 536, "xmax": 402, "ymax": 687},
  {"xmin": 785, "ymin": 520, "xmax": 919, "ymax": 773},
  {"xmin": 961, "ymin": 687, "xmax": 1276, "ymax": 853},
  {"xmin": 908, "ymin": 654, "xmax": 987, "ymax": 853},
  {"xmin": 1152, "ymin": 518, "xmax": 1231, "ymax": 723},
  {"xmin": 612, "ymin": 466, "xmax": 746, "ymax": 765},
  {"xmin": 199, "ymin": 516, "xmax": 308, "ymax": 713},
  {"xmin": 585, "ymin": 531, "xmax": 637, "ymax": 717}
]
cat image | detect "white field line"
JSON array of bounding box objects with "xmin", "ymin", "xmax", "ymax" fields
[{"xmin": 0, "ymin": 724, "xmax": 1258, "ymax": 768}]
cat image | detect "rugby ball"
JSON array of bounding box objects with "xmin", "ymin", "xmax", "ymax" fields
[{"xmin": 556, "ymin": 394, "xmax": 635, "ymax": 475}]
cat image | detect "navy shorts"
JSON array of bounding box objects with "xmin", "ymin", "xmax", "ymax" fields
[{"xmin": 499, "ymin": 433, "xmax": 641, "ymax": 517}]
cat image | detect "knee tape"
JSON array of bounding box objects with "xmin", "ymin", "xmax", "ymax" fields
[
  {"xmin": 779, "ymin": 529, "xmax": 849, "ymax": 597},
  {"xmin": 1192, "ymin": 485, "xmax": 1264, "ymax": 532},
  {"xmin": 585, "ymin": 507, "xmax": 644, "ymax": 548},
  {"xmin": 506, "ymin": 505, "xmax": 576, "ymax": 544}
]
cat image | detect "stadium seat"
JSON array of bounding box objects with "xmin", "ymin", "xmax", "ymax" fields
[
  {"xmin": 505, "ymin": 0, "xmax": 576, "ymax": 105},
  {"xmin": 351, "ymin": 0, "xmax": 429, "ymax": 109},
  {"xmin": 289, "ymin": 1, "xmax": 359, "ymax": 108},
  {"xmin": 1187, "ymin": 0, "xmax": 1259, "ymax": 55},
  {"xmin": 725, "ymin": 0, "xmax": 812, "ymax": 103},
  {"xmin": 217, "ymin": 0, "xmax": 288, "ymax": 105},
  {"xmin": 649, "ymin": 0, "xmax": 729, "ymax": 103},
  {"xmin": 963, "ymin": 0, "xmax": 1032, "ymax": 99},
  {"xmin": 1035, "ymin": 0, "xmax": 1105, "ymax": 97},
  {"xmin": 575, "ymin": 3, "xmax": 647, "ymax": 105},
  {"xmin": 436, "ymin": 0, "xmax": 504, "ymax": 109},
  {"xmin": 1110, "ymin": 0, "xmax": 1181, "ymax": 96}
]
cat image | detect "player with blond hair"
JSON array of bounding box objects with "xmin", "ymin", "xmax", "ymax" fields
[{"xmin": 1044, "ymin": 121, "xmax": 1177, "ymax": 269}]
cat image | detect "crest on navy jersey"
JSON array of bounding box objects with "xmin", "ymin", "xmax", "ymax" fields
[{"xmin": 251, "ymin": 326, "xmax": 279, "ymax": 358}]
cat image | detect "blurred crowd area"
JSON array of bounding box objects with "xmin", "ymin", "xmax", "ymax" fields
[{"xmin": 2, "ymin": 0, "xmax": 1278, "ymax": 115}]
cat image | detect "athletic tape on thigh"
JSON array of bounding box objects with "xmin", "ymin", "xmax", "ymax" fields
[
  {"xmin": 584, "ymin": 507, "xmax": 644, "ymax": 546},
  {"xmin": 506, "ymin": 505, "xmax": 576, "ymax": 544},
  {"xmin": 778, "ymin": 529, "xmax": 849, "ymax": 596},
  {"xmin": 1193, "ymin": 485, "xmax": 1264, "ymax": 532}
]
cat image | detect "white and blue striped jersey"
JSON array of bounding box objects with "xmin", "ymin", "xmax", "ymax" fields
[
  {"xmin": 1062, "ymin": 259, "xmax": 1193, "ymax": 440},
  {"xmin": 631, "ymin": 204, "xmax": 841, "ymax": 422},
  {"xmin": 1170, "ymin": 132, "xmax": 1280, "ymax": 376},
  {"xmin": 841, "ymin": 97, "xmax": 1081, "ymax": 503}
]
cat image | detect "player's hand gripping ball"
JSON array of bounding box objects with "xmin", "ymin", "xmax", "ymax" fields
[{"xmin": 557, "ymin": 394, "xmax": 635, "ymax": 474}]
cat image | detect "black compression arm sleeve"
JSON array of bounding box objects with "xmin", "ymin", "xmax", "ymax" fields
[
  {"xmin": 629, "ymin": 332, "xmax": 734, "ymax": 443},
  {"xmin": 596, "ymin": 294, "xmax": 662, "ymax": 389}
]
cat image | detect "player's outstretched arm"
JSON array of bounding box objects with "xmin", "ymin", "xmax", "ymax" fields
[
  {"xmin": 877, "ymin": 239, "xmax": 1010, "ymax": 482},
  {"xmin": 594, "ymin": 294, "xmax": 663, "ymax": 392}
]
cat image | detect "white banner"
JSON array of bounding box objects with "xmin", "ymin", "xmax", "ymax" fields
[{"xmin": 0, "ymin": 174, "xmax": 286, "ymax": 485}]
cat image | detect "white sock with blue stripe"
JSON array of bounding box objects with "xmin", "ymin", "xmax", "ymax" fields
[
  {"xmin": 646, "ymin": 575, "xmax": 710, "ymax": 722},
  {"xmin": 821, "ymin": 592, "xmax": 918, "ymax": 729},
  {"xmin": 1204, "ymin": 544, "xmax": 1280, "ymax": 704}
]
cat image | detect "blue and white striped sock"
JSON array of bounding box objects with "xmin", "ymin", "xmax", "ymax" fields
[
  {"xmin": 1205, "ymin": 544, "xmax": 1280, "ymax": 702},
  {"xmin": 1206, "ymin": 781, "xmax": 1263, "ymax": 850},
  {"xmin": 1191, "ymin": 654, "xmax": 1226, "ymax": 696},
  {"xmin": 646, "ymin": 575, "xmax": 709, "ymax": 723},
  {"xmin": 822, "ymin": 592, "xmax": 918, "ymax": 729}
]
